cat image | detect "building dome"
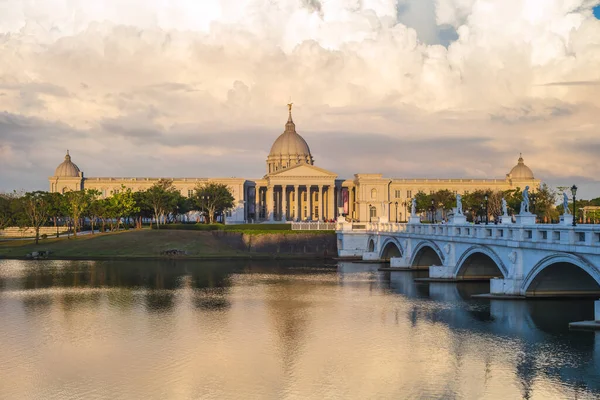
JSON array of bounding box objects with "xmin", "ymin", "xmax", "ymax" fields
[
  {"xmin": 267, "ymin": 105, "xmax": 314, "ymax": 173},
  {"xmin": 508, "ymin": 154, "xmax": 534, "ymax": 179},
  {"xmin": 54, "ymin": 151, "xmax": 81, "ymax": 177}
]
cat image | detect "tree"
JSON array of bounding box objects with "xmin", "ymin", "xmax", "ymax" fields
[
  {"xmin": 0, "ymin": 192, "xmax": 18, "ymax": 230},
  {"xmin": 18, "ymin": 191, "xmax": 52, "ymax": 244},
  {"xmin": 83, "ymin": 189, "xmax": 102, "ymax": 234},
  {"xmin": 145, "ymin": 179, "xmax": 179, "ymax": 229},
  {"xmin": 413, "ymin": 191, "xmax": 429, "ymax": 213},
  {"xmin": 107, "ymin": 186, "xmax": 139, "ymax": 231},
  {"xmin": 530, "ymin": 183, "xmax": 558, "ymax": 223},
  {"xmin": 47, "ymin": 192, "xmax": 67, "ymax": 237},
  {"xmin": 193, "ymin": 183, "xmax": 235, "ymax": 224},
  {"xmin": 132, "ymin": 191, "xmax": 153, "ymax": 229},
  {"xmin": 503, "ymin": 187, "xmax": 523, "ymax": 216},
  {"xmin": 64, "ymin": 189, "xmax": 97, "ymax": 236}
]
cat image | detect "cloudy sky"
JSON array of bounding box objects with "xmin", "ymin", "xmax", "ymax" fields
[{"xmin": 1, "ymin": 0, "xmax": 600, "ymax": 198}]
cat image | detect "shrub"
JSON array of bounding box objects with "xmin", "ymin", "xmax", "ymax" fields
[{"xmin": 41, "ymin": 234, "xmax": 48, "ymax": 240}]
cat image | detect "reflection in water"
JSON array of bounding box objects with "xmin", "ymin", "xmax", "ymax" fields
[{"xmin": 0, "ymin": 259, "xmax": 599, "ymax": 399}]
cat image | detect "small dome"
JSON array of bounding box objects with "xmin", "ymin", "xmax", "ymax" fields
[
  {"xmin": 54, "ymin": 151, "xmax": 81, "ymax": 177},
  {"xmin": 508, "ymin": 154, "xmax": 534, "ymax": 179}
]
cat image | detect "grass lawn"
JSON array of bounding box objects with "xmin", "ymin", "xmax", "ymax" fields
[{"xmin": 0, "ymin": 229, "xmax": 248, "ymax": 259}]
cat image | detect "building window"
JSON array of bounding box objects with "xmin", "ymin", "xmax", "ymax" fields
[
  {"xmin": 314, "ymin": 206, "xmax": 319, "ymax": 220},
  {"xmin": 315, "ymin": 192, "xmax": 319, "ymax": 201},
  {"xmin": 188, "ymin": 189, "xmax": 194, "ymax": 197},
  {"xmin": 113, "ymin": 189, "xmax": 120, "ymax": 195},
  {"xmin": 371, "ymin": 188, "xmax": 377, "ymax": 199},
  {"xmin": 370, "ymin": 206, "xmax": 377, "ymax": 218},
  {"xmin": 430, "ymin": 190, "xmax": 434, "ymax": 195},
  {"xmin": 395, "ymin": 190, "xmax": 401, "ymax": 199},
  {"xmin": 407, "ymin": 190, "xmax": 412, "ymax": 198}
]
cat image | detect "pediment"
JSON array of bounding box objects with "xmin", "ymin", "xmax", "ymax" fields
[{"xmin": 269, "ymin": 164, "xmax": 338, "ymax": 178}]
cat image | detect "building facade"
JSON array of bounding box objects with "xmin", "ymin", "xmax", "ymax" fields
[{"xmin": 49, "ymin": 105, "xmax": 540, "ymax": 223}]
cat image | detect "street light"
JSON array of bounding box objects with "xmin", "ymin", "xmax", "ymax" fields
[
  {"xmin": 484, "ymin": 194, "xmax": 489, "ymax": 225},
  {"xmin": 571, "ymin": 185, "xmax": 577, "ymax": 226},
  {"xmin": 394, "ymin": 201, "xmax": 398, "ymax": 223}
]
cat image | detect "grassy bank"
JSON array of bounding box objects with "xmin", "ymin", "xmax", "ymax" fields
[{"xmin": 0, "ymin": 229, "xmax": 336, "ymax": 260}]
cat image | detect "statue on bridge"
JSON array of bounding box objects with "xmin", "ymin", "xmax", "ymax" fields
[
  {"xmin": 501, "ymin": 198, "xmax": 508, "ymax": 216},
  {"xmin": 521, "ymin": 186, "xmax": 530, "ymax": 214},
  {"xmin": 563, "ymin": 192, "xmax": 571, "ymax": 214},
  {"xmin": 456, "ymin": 194, "xmax": 463, "ymax": 215},
  {"xmin": 411, "ymin": 198, "xmax": 416, "ymax": 216}
]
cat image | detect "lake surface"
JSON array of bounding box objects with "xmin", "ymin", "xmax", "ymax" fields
[{"xmin": 1, "ymin": 259, "xmax": 599, "ymax": 400}]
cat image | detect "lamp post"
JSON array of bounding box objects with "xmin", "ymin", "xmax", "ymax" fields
[
  {"xmin": 571, "ymin": 185, "xmax": 577, "ymax": 227},
  {"xmin": 394, "ymin": 201, "xmax": 398, "ymax": 223},
  {"xmin": 484, "ymin": 194, "xmax": 489, "ymax": 225}
]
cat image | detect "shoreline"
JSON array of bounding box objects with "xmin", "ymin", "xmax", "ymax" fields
[{"xmin": 0, "ymin": 254, "xmax": 338, "ymax": 262}]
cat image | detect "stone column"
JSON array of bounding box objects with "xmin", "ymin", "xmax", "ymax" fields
[
  {"xmin": 337, "ymin": 187, "xmax": 342, "ymax": 217},
  {"xmin": 306, "ymin": 185, "xmax": 313, "ymax": 221},
  {"xmin": 282, "ymin": 185, "xmax": 287, "ymax": 222},
  {"xmin": 349, "ymin": 188, "xmax": 355, "ymax": 221},
  {"xmin": 294, "ymin": 185, "xmax": 300, "ymax": 222},
  {"xmin": 255, "ymin": 186, "xmax": 261, "ymax": 222},
  {"xmin": 328, "ymin": 186, "xmax": 334, "ymax": 221},
  {"xmin": 267, "ymin": 185, "xmax": 274, "ymax": 221},
  {"xmin": 318, "ymin": 185, "xmax": 324, "ymax": 221}
]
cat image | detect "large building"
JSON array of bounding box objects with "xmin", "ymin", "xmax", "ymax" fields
[{"xmin": 49, "ymin": 105, "xmax": 540, "ymax": 223}]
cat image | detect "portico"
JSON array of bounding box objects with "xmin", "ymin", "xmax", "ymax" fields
[{"xmin": 254, "ymin": 164, "xmax": 338, "ymax": 221}]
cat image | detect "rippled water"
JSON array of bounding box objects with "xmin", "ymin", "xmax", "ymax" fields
[{"xmin": 1, "ymin": 259, "xmax": 599, "ymax": 399}]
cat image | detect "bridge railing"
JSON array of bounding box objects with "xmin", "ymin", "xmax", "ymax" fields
[
  {"xmin": 291, "ymin": 222, "xmax": 336, "ymax": 231},
  {"xmin": 351, "ymin": 222, "xmax": 600, "ymax": 248}
]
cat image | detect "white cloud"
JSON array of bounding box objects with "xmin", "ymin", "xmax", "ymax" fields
[{"xmin": 0, "ymin": 0, "xmax": 599, "ymax": 197}]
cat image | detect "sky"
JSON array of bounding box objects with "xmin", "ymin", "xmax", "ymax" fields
[{"xmin": 1, "ymin": 0, "xmax": 600, "ymax": 199}]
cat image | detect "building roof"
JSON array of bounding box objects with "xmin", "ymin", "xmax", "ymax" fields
[{"xmin": 54, "ymin": 151, "xmax": 81, "ymax": 177}]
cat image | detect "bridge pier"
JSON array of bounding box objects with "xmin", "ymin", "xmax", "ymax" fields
[
  {"xmin": 490, "ymin": 278, "xmax": 524, "ymax": 296},
  {"xmin": 569, "ymin": 300, "xmax": 600, "ymax": 330},
  {"xmin": 429, "ymin": 265, "xmax": 454, "ymax": 279}
]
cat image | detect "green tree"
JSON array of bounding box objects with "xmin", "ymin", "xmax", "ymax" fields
[
  {"xmin": 64, "ymin": 189, "xmax": 98, "ymax": 236},
  {"xmin": 0, "ymin": 192, "xmax": 18, "ymax": 230},
  {"xmin": 413, "ymin": 191, "xmax": 429, "ymax": 213},
  {"xmin": 47, "ymin": 192, "xmax": 67, "ymax": 237},
  {"xmin": 132, "ymin": 191, "xmax": 153, "ymax": 229},
  {"xmin": 193, "ymin": 182, "xmax": 235, "ymax": 224},
  {"xmin": 107, "ymin": 186, "xmax": 139, "ymax": 231},
  {"xmin": 145, "ymin": 179, "xmax": 179, "ymax": 229},
  {"xmin": 530, "ymin": 183, "xmax": 557, "ymax": 223},
  {"xmin": 84, "ymin": 189, "xmax": 102, "ymax": 234},
  {"xmin": 18, "ymin": 191, "xmax": 52, "ymax": 244}
]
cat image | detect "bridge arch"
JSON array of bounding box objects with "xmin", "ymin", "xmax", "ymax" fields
[
  {"xmin": 379, "ymin": 237, "xmax": 403, "ymax": 261},
  {"xmin": 522, "ymin": 254, "xmax": 600, "ymax": 297},
  {"xmin": 410, "ymin": 240, "xmax": 444, "ymax": 269},
  {"xmin": 454, "ymin": 246, "xmax": 507, "ymax": 279}
]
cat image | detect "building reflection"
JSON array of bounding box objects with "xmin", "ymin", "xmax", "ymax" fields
[{"xmin": 382, "ymin": 267, "xmax": 600, "ymax": 393}]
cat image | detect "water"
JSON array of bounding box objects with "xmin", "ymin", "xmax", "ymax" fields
[{"xmin": 1, "ymin": 259, "xmax": 599, "ymax": 400}]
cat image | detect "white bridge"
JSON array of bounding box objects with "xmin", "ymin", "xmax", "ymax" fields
[{"xmin": 336, "ymin": 220, "xmax": 600, "ymax": 298}]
